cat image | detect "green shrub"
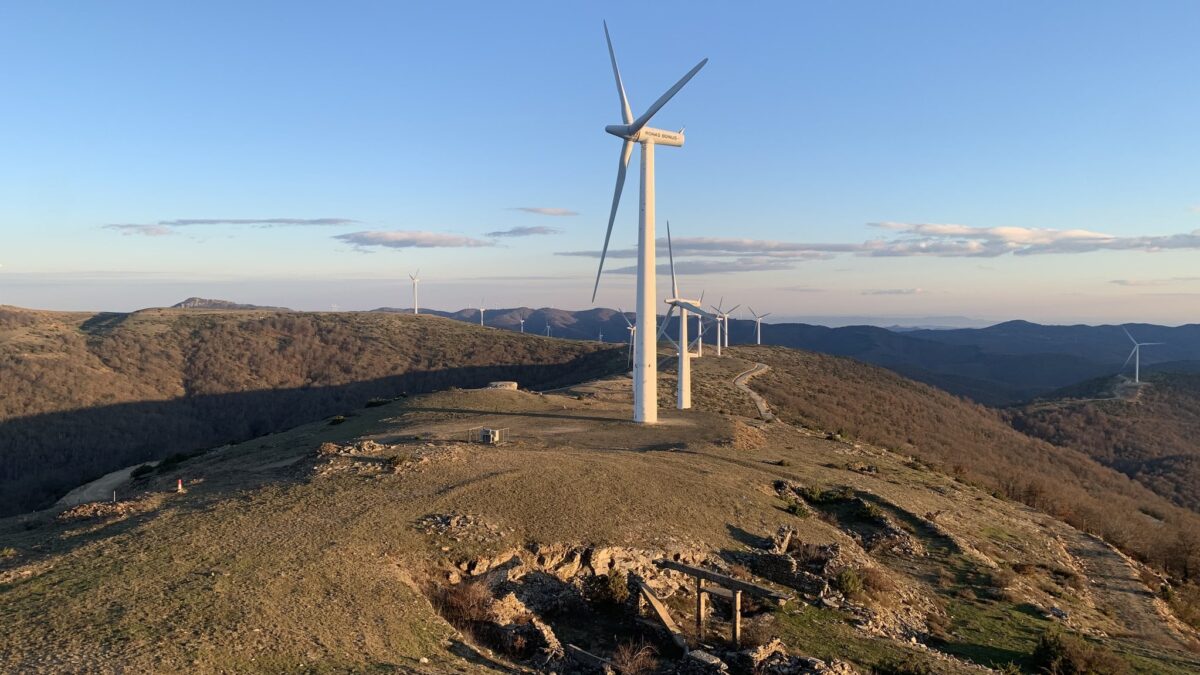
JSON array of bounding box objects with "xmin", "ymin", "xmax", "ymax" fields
[
  {"xmin": 0, "ymin": 546, "xmax": 17, "ymax": 559},
  {"xmin": 328, "ymin": 415, "xmax": 347, "ymax": 426},
  {"xmin": 834, "ymin": 568, "xmax": 864, "ymax": 598},
  {"xmin": 785, "ymin": 500, "xmax": 811, "ymax": 518},
  {"xmin": 856, "ymin": 501, "xmax": 885, "ymax": 522},
  {"xmin": 872, "ymin": 655, "xmax": 934, "ymax": 675},
  {"xmin": 1031, "ymin": 629, "xmax": 1129, "ymax": 674}
]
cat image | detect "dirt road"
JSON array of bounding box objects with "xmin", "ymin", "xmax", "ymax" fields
[
  {"xmin": 54, "ymin": 461, "xmax": 157, "ymax": 508},
  {"xmin": 732, "ymin": 362, "xmax": 775, "ymax": 421}
]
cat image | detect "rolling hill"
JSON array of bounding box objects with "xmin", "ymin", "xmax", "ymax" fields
[
  {"xmin": 1008, "ymin": 373, "xmax": 1200, "ymax": 512},
  {"xmin": 0, "ymin": 306, "xmax": 624, "ymax": 517},
  {"xmin": 379, "ymin": 307, "xmax": 1200, "ymax": 406},
  {"xmin": 2, "ymin": 346, "xmax": 1198, "ymax": 673}
]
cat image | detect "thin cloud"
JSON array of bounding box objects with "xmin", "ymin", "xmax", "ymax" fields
[
  {"xmin": 610, "ymin": 259, "xmax": 794, "ymax": 275},
  {"xmin": 510, "ymin": 207, "xmax": 578, "ymax": 217},
  {"xmin": 335, "ymin": 230, "xmax": 493, "ymax": 250},
  {"xmin": 104, "ymin": 224, "xmax": 175, "ymax": 237},
  {"xmin": 485, "ymin": 226, "xmax": 561, "ymax": 238},
  {"xmin": 160, "ymin": 218, "xmax": 357, "ymax": 227},
  {"xmin": 1110, "ymin": 277, "xmax": 1200, "ymax": 287},
  {"xmin": 862, "ymin": 288, "xmax": 924, "ymax": 295}
]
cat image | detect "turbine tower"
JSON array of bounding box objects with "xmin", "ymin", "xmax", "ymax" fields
[
  {"xmin": 519, "ymin": 318, "xmax": 526, "ymax": 333},
  {"xmin": 1122, "ymin": 327, "xmax": 1164, "ymax": 384},
  {"xmin": 479, "ymin": 300, "xmax": 485, "ymax": 327},
  {"xmin": 591, "ymin": 21, "xmax": 708, "ymax": 425},
  {"xmin": 657, "ymin": 221, "xmax": 716, "ymax": 409},
  {"xmin": 408, "ymin": 269, "xmax": 420, "ymax": 315},
  {"xmin": 709, "ymin": 298, "xmax": 740, "ymax": 354},
  {"xmin": 749, "ymin": 307, "xmax": 771, "ymax": 345}
]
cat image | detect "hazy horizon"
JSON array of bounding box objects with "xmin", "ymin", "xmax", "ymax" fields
[{"xmin": 3, "ymin": 2, "xmax": 1199, "ymax": 324}]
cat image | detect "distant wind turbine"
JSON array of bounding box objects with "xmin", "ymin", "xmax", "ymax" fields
[
  {"xmin": 590, "ymin": 21, "xmax": 708, "ymax": 425},
  {"xmin": 619, "ymin": 307, "xmax": 636, "ymax": 371},
  {"xmin": 1122, "ymin": 327, "xmax": 1164, "ymax": 384},
  {"xmin": 409, "ymin": 269, "xmax": 420, "ymax": 315},
  {"xmin": 519, "ymin": 318, "xmax": 526, "ymax": 333},
  {"xmin": 748, "ymin": 307, "xmax": 771, "ymax": 345},
  {"xmin": 708, "ymin": 298, "xmax": 740, "ymax": 354},
  {"xmin": 479, "ymin": 300, "xmax": 485, "ymax": 327},
  {"xmin": 656, "ymin": 221, "xmax": 717, "ymax": 409}
]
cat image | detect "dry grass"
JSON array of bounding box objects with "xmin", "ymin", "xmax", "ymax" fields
[{"xmin": 611, "ymin": 639, "xmax": 657, "ymax": 675}]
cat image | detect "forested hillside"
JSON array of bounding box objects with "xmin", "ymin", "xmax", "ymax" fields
[
  {"xmin": 0, "ymin": 307, "xmax": 623, "ymax": 516},
  {"xmin": 725, "ymin": 346, "xmax": 1200, "ymax": 581},
  {"xmin": 1009, "ymin": 373, "xmax": 1200, "ymax": 512}
]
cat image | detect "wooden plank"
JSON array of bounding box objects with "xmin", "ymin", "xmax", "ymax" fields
[
  {"xmin": 701, "ymin": 585, "xmax": 734, "ymax": 600},
  {"xmin": 696, "ymin": 577, "xmax": 707, "ymax": 640},
  {"xmin": 655, "ymin": 559, "xmax": 791, "ymax": 602},
  {"xmin": 566, "ymin": 644, "xmax": 615, "ymax": 673},
  {"xmin": 732, "ymin": 590, "xmax": 742, "ymax": 647},
  {"xmin": 635, "ymin": 581, "xmax": 689, "ymax": 650}
]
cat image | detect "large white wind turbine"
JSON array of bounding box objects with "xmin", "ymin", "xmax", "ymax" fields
[
  {"xmin": 1122, "ymin": 327, "xmax": 1164, "ymax": 384},
  {"xmin": 408, "ymin": 270, "xmax": 420, "ymax": 315},
  {"xmin": 591, "ymin": 21, "xmax": 708, "ymax": 425},
  {"xmin": 657, "ymin": 221, "xmax": 717, "ymax": 409},
  {"xmin": 748, "ymin": 307, "xmax": 771, "ymax": 345}
]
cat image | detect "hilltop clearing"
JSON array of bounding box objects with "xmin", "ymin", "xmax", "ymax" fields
[
  {"xmin": 0, "ymin": 306, "xmax": 623, "ymax": 516},
  {"xmin": 2, "ymin": 360, "xmax": 1197, "ymax": 673}
]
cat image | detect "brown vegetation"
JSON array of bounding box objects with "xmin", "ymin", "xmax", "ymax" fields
[
  {"xmin": 1009, "ymin": 373, "xmax": 1200, "ymax": 512},
  {"xmin": 0, "ymin": 307, "xmax": 623, "ymax": 516},
  {"xmin": 733, "ymin": 346, "xmax": 1200, "ymax": 582}
]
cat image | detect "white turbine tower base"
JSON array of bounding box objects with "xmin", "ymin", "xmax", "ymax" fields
[{"xmin": 590, "ymin": 21, "xmax": 707, "ymax": 425}]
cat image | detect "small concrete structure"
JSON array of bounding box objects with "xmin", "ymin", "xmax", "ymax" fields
[
  {"xmin": 466, "ymin": 426, "xmax": 509, "ymax": 444},
  {"xmin": 486, "ymin": 381, "xmax": 519, "ymax": 390}
]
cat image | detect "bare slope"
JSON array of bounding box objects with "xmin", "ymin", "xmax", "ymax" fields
[
  {"xmin": 0, "ymin": 306, "xmax": 622, "ymax": 516},
  {"xmin": 2, "ymin": 360, "xmax": 1197, "ymax": 673}
]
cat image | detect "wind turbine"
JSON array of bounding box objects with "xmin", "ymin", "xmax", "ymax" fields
[
  {"xmin": 1122, "ymin": 327, "xmax": 1164, "ymax": 384},
  {"xmin": 519, "ymin": 318, "xmax": 526, "ymax": 333},
  {"xmin": 408, "ymin": 269, "xmax": 420, "ymax": 315},
  {"xmin": 708, "ymin": 298, "xmax": 740, "ymax": 354},
  {"xmin": 656, "ymin": 221, "xmax": 716, "ymax": 409},
  {"xmin": 478, "ymin": 300, "xmax": 485, "ymax": 327},
  {"xmin": 545, "ymin": 322, "xmax": 552, "ymax": 337},
  {"xmin": 748, "ymin": 307, "xmax": 771, "ymax": 345},
  {"xmin": 619, "ymin": 308, "xmax": 636, "ymax": 371},
  {"xmin": 590, "ymin": 21, "xmax": 708, "ymax": 425}
]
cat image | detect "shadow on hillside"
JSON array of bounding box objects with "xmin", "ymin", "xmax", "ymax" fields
[
  {"xmin": 0, "ymin": 351, "xmax": 624, "ymax": 519},
  {"xmin": 396, "ymin": 406, "xmax": 629, "ymax": 424}
]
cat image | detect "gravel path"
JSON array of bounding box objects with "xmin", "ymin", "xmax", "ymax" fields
[{"xmin": 732, "ymin": 362, "xmax": 775, "ymax": 421}]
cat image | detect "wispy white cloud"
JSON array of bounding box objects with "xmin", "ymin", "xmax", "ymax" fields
[
  {"xmin": 159, "ymin": 218, "xmax": 357, "ymax": 227},
  {"xmin": 335, "ymin": 230, "xmax": 493, "ymax": 250},
  {"xmin": 485, "ymin": 225, "xmax": 561, "ymax": 237},
  {"xmin": 510, "ymin": 207, "xmax": 578, "ymax": 217},
  {"xmin": 1109, "ymin": 276, "xmax": 1200, "ymax": 287},
  {"xmin": 610, "ymin": 259, "xmax": 794, "ymax": 275},
  {"xmin": 862, "ymin": 288, "xmax": 924, "ymax": 295},
  {"xmin": 104, "ymin": 217, "xmax": 358, "ymax": 237},
  {"xmin": 104, "ymin": 224, "xmax": 175, "ymax": 237}
]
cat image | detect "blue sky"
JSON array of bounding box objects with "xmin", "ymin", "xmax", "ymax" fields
[{"xmin": 1, "ymin": 1, "xmax": 1198, "ymax": 324}]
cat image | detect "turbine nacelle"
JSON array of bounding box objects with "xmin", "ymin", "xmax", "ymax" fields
[
  {"xmin": 666, "ymin": 297, "xmax": 715, "ymax": 319},
  {"xmin": 604, "ymin": 125, "xmax": 685, "ymax": 147}
]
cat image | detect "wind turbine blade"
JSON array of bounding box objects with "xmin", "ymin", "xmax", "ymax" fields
[
  {"xmin": 1122, "ymin": 346, "xmax": 1137, "ymax": 370},
  {"xmin": 629, "ymin": 58, "xmax": 708, "ymax": 134},
  {"xmin": 728, "ymin": 304, "xmax": 741, "ymax": 314},
  {"xmin": 748, "ymin": 306, "xmax": 756, "ymax": 318},
  {"xmin": 618, "ymin": 307, "xmax": 633, "ymax": 329},
  {"xmin": 1122, "ymin": 326, "xmax": 1137, "ymax": 345},
  {"xmin": 656, "ymin": 305, "xmax": 677, "ymax": 342},
  {"xmin": 603, "ymin": 21, "xmax": 634, "ymax": 125},
  {"xmin": 591, "ymin": 139, "xmax": 634, "ymax": 302},
  {"xmin": 762, "ymin": 312, "xmax": 771, "ymax": 318},
  {"xmin": 666, "ymin": 220, "xmax": 679, "ymax": 299}
]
